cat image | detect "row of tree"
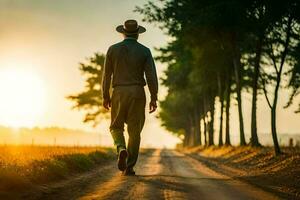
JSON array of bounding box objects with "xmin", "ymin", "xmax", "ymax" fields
[{"xmin": 136, "ymin": 0, "xmax": 300, "ymax": 155}]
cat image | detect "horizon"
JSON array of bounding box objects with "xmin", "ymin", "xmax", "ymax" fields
[{"xmin": 0, "ymin": 124, "xmax": 299, "ymax": 147}]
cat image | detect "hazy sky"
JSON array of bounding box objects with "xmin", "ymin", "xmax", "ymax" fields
[{"xmin": 0, "ymin": 0, "xmax": 299, "ymax": 147}]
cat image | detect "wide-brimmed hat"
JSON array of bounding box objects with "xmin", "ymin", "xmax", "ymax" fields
[{"xmin": 116, "ymin": 20, "xmax": 146, "ymax": 35}]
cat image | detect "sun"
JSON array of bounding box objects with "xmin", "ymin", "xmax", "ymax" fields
[{"xmin": 0, "ymin": 66, "xmax": 46, "ymax": 128}]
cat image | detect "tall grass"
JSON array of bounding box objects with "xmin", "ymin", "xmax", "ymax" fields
[{"xmin": 0, "ymin": 145, "xmax": 114, "ymax": 190}]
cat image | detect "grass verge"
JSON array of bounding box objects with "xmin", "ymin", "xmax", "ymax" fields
[
  {"xmin": 182, "ymin": 146, "xmax": 300, "ymax": 199},
  {"xmin": 0, "ymin": 146, "xmax": 115, "ymax": 198}
]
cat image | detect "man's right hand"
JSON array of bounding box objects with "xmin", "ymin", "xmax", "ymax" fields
[
  {"xmin": 149, "ymin": 100, "xmax": 157, "ymax": 114},
  {"xmin": 103, "ymin": 98, "xmax": 111, "ymax": 110}
]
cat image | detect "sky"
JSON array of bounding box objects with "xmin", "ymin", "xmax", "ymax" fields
[{"xmin": 0, "ymin": 0, "xmax": 299, "ymax": 148}]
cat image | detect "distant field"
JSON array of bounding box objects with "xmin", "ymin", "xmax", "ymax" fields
[{"xmin": 0, "ymin": 145, "xmax": 110, "ymax": 166}]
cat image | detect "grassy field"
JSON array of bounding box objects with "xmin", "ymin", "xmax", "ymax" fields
[{"xmin": 0, "ymin": 145, "xmax": 115, "ymax": 193}]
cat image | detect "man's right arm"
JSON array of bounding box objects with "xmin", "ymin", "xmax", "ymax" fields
[
  {"xmin": 144, "ymin": 49, "xmax": 158, "ymax": 101},
  {"xmin": 144, "ymin": 49, "xmax": 158, "ymax": 113}
]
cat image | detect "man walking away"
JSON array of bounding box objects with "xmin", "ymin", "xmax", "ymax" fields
[{"xmin": 102, "ymin": 19, "xmax": 158, "ymax": 176}]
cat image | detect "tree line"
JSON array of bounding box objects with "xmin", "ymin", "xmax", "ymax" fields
[{"xmin": 136, "ymin": 0, "xmax": 300, "ymax": 155}]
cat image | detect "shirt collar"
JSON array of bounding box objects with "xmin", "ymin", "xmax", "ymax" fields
[{"xmin": 124, "ymin": 37, "xmax": 137, "ymax": 42}]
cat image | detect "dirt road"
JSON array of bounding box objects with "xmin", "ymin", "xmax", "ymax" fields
[{"xmin": 30, "ymin": 149, "xmax": 280, "ymax": 200}]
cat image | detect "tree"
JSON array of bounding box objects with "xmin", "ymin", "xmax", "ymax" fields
[
  {"xmin": 67, "ymin": 53, "xmax": 107, "ymax": 127},
  {"xmin": 246, "ymin": 0, "xmax": 288, "ymax": 147},
  {"xmin": 260, "ymin": 1, "xmax": 300, "ymax": 154},
  {"xmin": 224, "ymin": 68, "xmax": 232, "ymax": 145},
  {"xmin": 247, "ymin": 1, "xmax": 267, "ymax": 147}
]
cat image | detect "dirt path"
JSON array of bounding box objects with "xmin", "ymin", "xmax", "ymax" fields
[{"xmin": 29, "ymin": 149, "xmax": 280, "ymax": 200}]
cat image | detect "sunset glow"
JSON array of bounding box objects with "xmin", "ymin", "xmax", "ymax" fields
[{"xmin": 0, "ymin": 65, "xmax": 46, "ymax": 127}]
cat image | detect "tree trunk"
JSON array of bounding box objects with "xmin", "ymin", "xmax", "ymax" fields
[
  {"xmin": 250, "ymin": 35, "xmax": 263, "ymax": 147},
  {"xmin": 225, "ymin": 72, "xmax": 231, "ymax": 145},
  {"xmin": 190, "ymin": 128, "xmax": 195, "ymax": 147},
  {"xmin": 203, "ymin": 117, "xmax": 207, "ymax": 146},
  {"xmin": 209, "ymin": 96, "xmax": 215, "ymax": 146},
  {"xmin": 217, "ymin": 74, "xmax": 224, "ymax": 146},
  {"xmin": 199, "ymin": 117, "xmax": 202, "ymax": 145},
  {"xmin": 183, "ymin": 131, "xmax": 189, "ymax": 147},
  {"xmin": 270, "ymin": 63, "xmax": 284, "ymax": 155},
  {"xmin": 207, "ymin": 120, "xmax": 211, "ymax": 145},
  {"xmin": 271, "ymin": 107, "xmax": 281, "ymax": 155},
  {"xmin": 189, "ymin": 116, "xmax": 195, "ymax": 147},
  {"xmin": 203, "ymin": 99, "xmax": 208, "ymax": 146},
  {"xmin": 218, "ymin": 98, "xmax": 224, "ymax": 146},
  {"xmin": 194, "ymin": 111, "xmax": 201, "ymax": 146},
  {"xmin": 231, "ymin": 33, "xmax": 246, "ymax": 146}
]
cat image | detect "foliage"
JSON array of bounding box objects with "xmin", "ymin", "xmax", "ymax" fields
[
  {"xmin": 67, "ymin": 53, "xmax": 107, "ymax": 126},
  {"xmin": 285, "ymin": 63, "xmax": 300, "ymax": 113},
  {"xmin": 137, "ymin": 0, "xmax": 300, "ymax": 153}
]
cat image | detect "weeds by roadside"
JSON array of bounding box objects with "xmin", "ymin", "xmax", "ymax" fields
[{"xmin": 0, "ymin": 145, "xmax": 115, "ymax": 194}]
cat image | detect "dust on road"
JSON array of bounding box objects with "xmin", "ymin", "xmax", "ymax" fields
[{"xmin": 31, "ymin": 149, "xmax": 280, "ymax": 200}]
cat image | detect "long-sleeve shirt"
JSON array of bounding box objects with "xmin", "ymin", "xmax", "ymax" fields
[{"xmin": 102, "ymin": 38, "xmax": 158, "ymax": 101}]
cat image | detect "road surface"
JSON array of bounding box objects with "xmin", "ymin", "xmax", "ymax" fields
[{"xmin": 31, "ymin": 149, "xmax": 280, "ymax": 200}]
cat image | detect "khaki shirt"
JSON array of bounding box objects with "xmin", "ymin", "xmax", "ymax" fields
[{"xmin": 102, "ymin": 38, "xmax": 158, "ymax": 101}]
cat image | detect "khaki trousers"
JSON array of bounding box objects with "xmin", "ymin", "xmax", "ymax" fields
[{"xmin": 110, "ymin": 85, "xmax": 146, "ymax": 168}]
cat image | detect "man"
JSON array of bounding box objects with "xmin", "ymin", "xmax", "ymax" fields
[{"xmin": 102, "ymin": 19, "xmax": 158, "ymax": 176}]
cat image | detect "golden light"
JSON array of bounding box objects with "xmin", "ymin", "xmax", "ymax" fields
[{"xmin": 0, "ymin": 65, "xmax": 46, "ymax": 128}]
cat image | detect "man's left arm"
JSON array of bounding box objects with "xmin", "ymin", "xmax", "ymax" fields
[{"xmin": 102, "ymin": 48, "xmax": 113, "ymax": 109}]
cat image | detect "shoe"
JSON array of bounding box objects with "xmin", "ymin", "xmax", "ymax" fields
[
  {"xmin": 118, "ymin": 149, "xmax": 128, "ymax": 171},
  {"xmin": 123, "ymin": 167, "xmax": 136, "ymax": 176}
]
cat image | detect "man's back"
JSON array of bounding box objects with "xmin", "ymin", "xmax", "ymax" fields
[
  {"xmin": 108, "ymin": 38, "xmax": 149, "ymax": 87},
  {"xmin": 103, "ymin": 37, "xmax": 158, "ymax": 102}
]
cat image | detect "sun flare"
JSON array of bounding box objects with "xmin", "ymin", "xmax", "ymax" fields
[{"xmin": 0, "ymin": 66, "xmax": 46, "ymax": 128}]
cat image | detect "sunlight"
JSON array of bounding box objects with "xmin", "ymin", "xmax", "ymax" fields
[{"xmin": 0, "ymin": 65, "xmax": 46, "ymax": 128}]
